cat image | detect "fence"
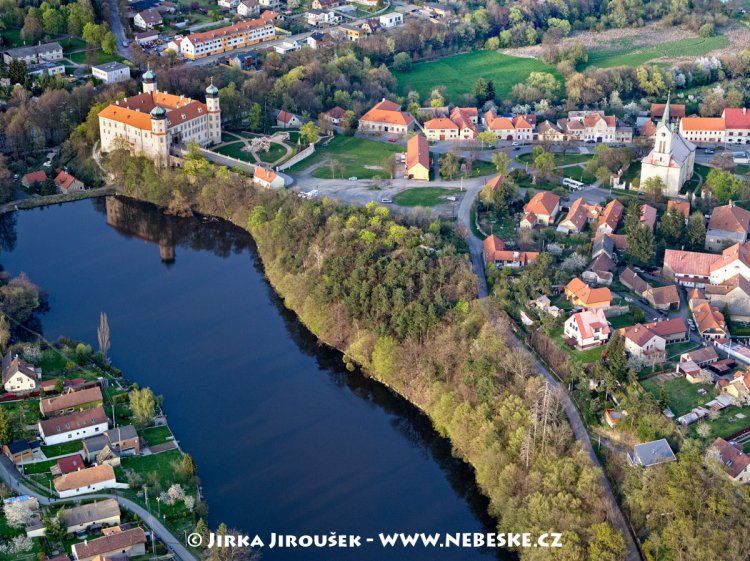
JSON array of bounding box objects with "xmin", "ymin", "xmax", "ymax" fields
[{"xmin": 276, "ymin": 143, "xmax": 315, "ymax": 172}]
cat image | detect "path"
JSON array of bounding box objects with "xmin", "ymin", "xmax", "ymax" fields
[
  {"xmin": 455, "ymin": 188, "xmax": 642, "ymax": 561},
  {"xmin": 0, "ymin": 455, "xmax": 198, "ymax": 561}
]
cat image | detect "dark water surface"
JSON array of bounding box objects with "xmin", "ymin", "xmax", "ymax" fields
[{"xmin": 0, "ymin": 197, "xmax": 510, "ymax": 561}]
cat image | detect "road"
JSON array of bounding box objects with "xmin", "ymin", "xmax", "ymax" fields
[
  {"xmin": 105, "ymin": 0, "xmax": 133, "ymax": 59},
  {"xmin": 0, "ymin": 455, "xmax": 198, "ymax": 561},
  {"xmin": 454, "ymin": 190, "xmax": 643, "ymax": 561}
]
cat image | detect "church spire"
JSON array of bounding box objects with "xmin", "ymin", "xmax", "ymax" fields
[{"xmin": 660, "ymin": 92, "xmax": 671, "ymax": 130}]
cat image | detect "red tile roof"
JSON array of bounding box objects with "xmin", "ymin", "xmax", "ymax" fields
[
  {"xmin": 565, "ymin": 277, "xmax": 611, "ymax": 307},
  {"xmin": 524, "ymin": 191, "xmax": 560, "ymax": 218},
  {"xmin": 56, "ymin": 454, "xmax": 85, "ymax": 475},
  {"xmin": 572, "ymin": 309, "xmax": 611, "ymax": 339},
  {"xmin": 651, "ymin": 103, "xmax": 686, "ymax": 119},
  {"xmin": 681, "ymin": 117, "xmax": 726, "ymax": 131},
  {"xmin": 598, "ymin": 199, "xmax": 624, "ymax": 231},
  {"xmin": 53, "ymin": 171, "xmax": 80, "ymax": 192},
  {"xmin": 22, "ymin": 170, "xmax": 47, "ymax": 185},
  {"xmin": 54, "ymin": 464, "xmax": 115, "ymax": 493},
  {"xmin": 667, "ymin": 199, "xmax": 690, "ymax": 220},
  {"xmin": 708, "ymin": 203, "xmax": 750, "ymax": 234},
  {"xmin": 360, "ymin": 99, "xmax": 414, "ymax": 126},
  {"xmin": 722, "ymin": 108, "xmax": 750, "ymax": 130},
  {"xmin": 424, "ymin": 117, "xmax": 458, "ymax": 130},
  {"xmin": 406, "ymin": 134, "xmax": 429, "ymax": 172},
  {"xmin": 711, "ymin": 437, "xmax": 750, "ymax": 479}
]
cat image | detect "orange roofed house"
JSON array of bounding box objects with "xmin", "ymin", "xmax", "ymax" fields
[
  {"xmin": 565, "ymin": 277, "xmax": 611, "ymax": 309},
  {"xmin": 521, "ymin": 191, "xmax": 560, "ymax": 228},
  {"xmin": 406, "ymin": 134, "xmax": 430, "ymax": 180},
  {"xmin": 596, "ymin": 199, "xmax": 624, "ymax": 234},
  {"xmin": 98, "ymin": 70, "xmax": 221, "ymax": 164},
  {"xmin": 358, "ymin": 99, "xmax": 415, "ymax": 135},
  {"xmin": 705, "ymin": 202, "xmax": 750, "ymax": 251},
  {"xmin": 253, "ymin": 166, "xmax": 285, "ymax": 189},
  {"xmin": 176, "ymin": 18, "xmax": 276, "ymax": 59},
  {"xmin": 53, "ymin": 171, "xmax": 84, "ymax": 194},
  {"xmin": 423, "ymin": 107, "xmax": 478, "ymax": 141},
  {"xmin": 563, "ymin": 309, "xmax": 611, "ymax": 349},
  {"xmin": 482, "ymin": 111, "xmax": 534, "ymax": 142},
  {"xmin": 483, "ymin": 234, "xmax": 538, "ymax": 268},
  {"xmin": 557, "ymin": 197, "xmax": 602, "ymax": 234}
]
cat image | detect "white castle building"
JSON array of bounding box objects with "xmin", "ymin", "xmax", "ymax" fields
[
  {"xmin": 639, "ymin": 97, "xmax": 696, "ymax": 197},
  {"xmin": 98, "ymin": 69, "xmax": 221, "ymax": 164}
]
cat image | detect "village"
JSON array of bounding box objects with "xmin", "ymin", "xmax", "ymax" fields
[{"xmin": 0, "ymin": 338, "xmax": 201, "ymax": 561}]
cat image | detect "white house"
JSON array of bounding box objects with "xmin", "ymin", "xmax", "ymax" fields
[
  {"xmin": 710, "ymin": 437, "xmax": 750, "ymax": 483},
  {"xmin": 133, "ymin": 9, "xmax": 163, "ymax": 30},
  {"xmin": 91, "ymin": 62, "xmax": 130, "ymax": 84},
  {"xmin": 38, "ymin": 407, "xmax": 109, "ymax": 446},
  {"xmin": 563, "ymin": 309, "xmax": 611, "ymax": 349},
  {"xmin": 237, "ymin": 0, "xmax": 259, "ymax": 16},
  {"xmin": 379, "ymin": 12, "xmax": 403, "ymax": 27},
  {"xmin": 53, "ymin": 465, "xmax": 121, "ymax": 499},
  {"xmin": 254, "ymin": 167, "xmax": 285, "ymax": 189},
  {"xmin": 218, "ymin": 0, "xmax": 240, "ymax": 7},
  {"xmin": 2, "ymin": 353, "xmax": 40, "ymax": 393},
  {"xmin": 619, "ymin": 323, "xmax": 667, "ymax": 363}
]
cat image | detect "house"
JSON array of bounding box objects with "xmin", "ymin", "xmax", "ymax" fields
[
  {"xmin": 522, "ymin": 191, "xmax": 560, "ymax": 228},
  {"xmin": 619, "ymin": 323, "xmax": 667, "ymax": 363},
  {"xmin": 2, "ymin": 440, "xmax": 35, "ymax": 464},
  {"xmin": 358, "ymin": 99, "xmax": 415, "ymax": 135},
  {"xmin": 583, "ymin": 253, "xmax": 615, "ymax": 285},
  {"xmin": 54, "ymin": 464, "xmax": 119, "ymax": 499},
  {"xmin": 640, "ymin": 98, "xmax": 696, "ymax": 197},
  {"xmin": 679, "ymin": 116, "xmax": 727, "ymax": 144},
  {"xmin": 134, "ymin": 30, "xmax": 159, "ymax": 45},
  {"xmin": 639, "ymin": 120, "xmax": 657, "ymax": 139},
  {"xmin": 406, "ymin": 134, "xmax": 430, "ymax": 181},
  {"xmin": 557, "ymin": 198, "xmax": 602, "ymax": 234},
  {"xmin": 306, "ymin": 9, "xmax": 338, "ymax": 26},
  {"xmin": 648, "ymin": 318, "xmax": 689, "ymax": 343},
  {"xmin": 103, "ymin": 425, "xmax": 141, "ymax": 456},
  {"xmin": 511, "ymin": 115, "xmax": 534, "ymax": 142},
  {"xmin": 640, "ymin": 204, "xmax": 657, "ymax": 232},
  {"xmin": 597, "ymin": 199, "xmax": 624, "ymax": 233},
  {"xmin": 2, "ymin": 352, "xmax": 41, "ymax": 393},
  {"xmin": 709, "ymin": 242, "xmax": 750, "ymax": 284},
  {"xmin": 40, "ymin": 387, "xmax": 104, "ymax": 417},
  {"xmin": 564, "ymin": 277, "xmax": 612, "ymax": 309},
  {"xmin": 38, "ymin": 407, "xmax": 109, "ymax": 446},
  {"xmin": 275, "ymin": 110, "xmax": 301, "ymax": 128},
  {"xmin": 360, "ymin": 18, "xmax": 381, "ymax": 34},
  {"xmin": 592, "ymin": 233, "xmax": 615, "ymax": 260},
  {"xmin": 563, "ymin": 309, "xmax": 611, "ymax": 349},
  {"xmin": 704, "ymin": 274, "xmax": 750, "ymax": 322},
  {"xmin": 663, "ymin": 248, "xmax": 720, "ymax": 286},
  {"xmin": 651, "ymin": 103, "xmax": 686, "ymax": 121},
  {"xmin": 482, "ymin": 235, "xmax": 539, "ymax": 268},
  {"xmin": 177, "ymin": 18, "xmax": 276, "ymax": 60},
  {"xmin": 273, "ymin": 40, "xmax": 301, "ymax": 55},
  {"xmin": 722, "ymin": 107, "xmax": 750, "ymax": 145},
  {"xmin": 705, "ymin": 202, "xmax": 750, "ymax": 251},
  {"xmin": 225, "ymin": 52, "xmax": 256, "ymax": 70},
  {"xmin": 91, "ymin": 62, "xmax": 130, "ymax": 84},
  {"xmin": 40, "ymin": 377, "xmax": 86, "ymax": 393},
  {"xmin": 537, "ymin": 120, "xmax": 566, "ymax": 142},
  {"xmin": 718, "ymin": 371, "xmax": 750, "ymax": 404},
  {"xmin": 484, "ymin": 111, "xmax": 516, "ymax": 140},
  {"xmin": 62, "ymin": 499, "xmax": 121, "ymax": 534},
  {"xmin": 340, "ymin": 23, "xmax": 364, "ymax": 42},
  {"xmin": 692, "ymin": 301, "xmax": 728, "ymax": 340},
  {"xmin": 219, "ymin": 0, "xmax": 240, "ymax": 8},
  {"xmin": 306, "ymin": 31, "xmax": 334, "ymax": 50},
  {"xmin": 323, "ymin": 106, "xmax": 346, "ymax": 125},
  {"xmin": 424, "ymin": 107, "xmax": 477, "ymax": 141},
  {"xmin": 424, "ymin": 2, "xmax": 451, "ymax": 17},
  {"xmin": 3, "ymin": 42, "xmax": 63, "ymax": 65},
  {"xmin": 53, "ymin": 171, "xmax": 85, "ymax": 194},
  {"xmin": 667, "ymin": 199, "xmax": 690, "ymax": 222},
  {"xmin": 253, "ymin": 167, "xmax": 285, "ymax": 189},
  {"xmin": 680, "ymin": 346, "xmax": 719, "ymax": 367},
  {"xmin": 21, "ymin": 170, "xmax": 47, "ymax": 189},
  {"xmin": 643, "ymin": 284, "xmax": 680, "ymax": 311},
  {"xmin": 71, "ymin": 526, "xmax": 146, "ymax": 561},
  {"xmin": 27, "ymin": 60, "xmax": 65, "ymax": 78},
  {"xmin": 312, "ymin": 0, "xmax": 339, "ymax": 8},
  {"xmin": 620, "ymin": 267, "xmax": 648, "ymax": 294},
  {"xmin": 379, "ymin": 12, "xmax": 403, "ymax": 27},
  {"xmin": 709, "ymin": 438, "xmax": 750, "ymax": 483},
  {"xmin": 628, "ymin": 438, "xmax": 677, "ymax": 467},
  {"xmin": 82, "ymin": 434, "xmax": 110, "ymax": 463},
  {"xmin": 53, "ymin": 454, "xmax": 85, "ymax": 476},
  {"xmin": 237, "ymin": 0, "xmax": 260, "ymax": 16},
  {"xmin": 560, "ymin": 111, "xmax": 616, "ymax": 143},
  {"xmin": 134, "ymin": 9, "xmax": 163, "ymax": 30}
]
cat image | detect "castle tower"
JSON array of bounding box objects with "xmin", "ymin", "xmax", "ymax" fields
[
  {"xmin": 205, "ymin": 80, "xmax": 222, "ymax": 145},
  {"xmin": 150, "ymin": 105, "xmax": 169, "ymax": 166},
  {"xmin": 142, "ymin": 67, "xmax": 157, "ymax": 94}
]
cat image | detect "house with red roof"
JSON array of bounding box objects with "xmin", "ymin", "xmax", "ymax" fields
[
  {"xmin": 275, "ymin": 110, "xmax": 302, "ymax": 128},
  {"xmin": 640, "ymin": 204, "xmax": 657, "ymax": 232},
  {"xmin": 560, "ymin": 111, "xmax": 616, "ymax": 143},
  {"xmin": 21, "ymin": 170, "xmax": 48, "ymax": 189},
  {"xmin": 679, "ymin": 116, "xmax": 726, "ymax": 144},
  {"xmin": 53, "ymin": 454, "xmax": 85, "ymax": 476},
  {"xmin": 482, "ymin": 235, "xmax": 538, "ymax": 268},
  {"xmin": 619, "ymin": 323, "xmax": 667, "ymax": 363},
  {"xmin": 521, "ymin": 191, "xmax": 560, "ymax": 228},
  {"xmin": 482, "ymin": 111, "xmax": 515, "ymax": 140},
  {"xmin": 722, "ymin": 108, "xmax": 750, "ymax": 145},
  {"xmin": 406, "ymin": 134, "xmax": 430, "ymax": 181},
  {"xmin": 667, "ymin": 199, "xmax": 690, "ymax": 222},
  {"xmin": 651, "ymin": 103, "xmax": 686, "ymax": 120},
  {"xmin": 564, "ymin": 277, "xmax": 611, "ymax": 309},
  {"xmin": 53, "ymin": 171, "xmax": 84, "ymax": 194},
  {"xmin": 705, "ymin": 202, "xmax": 750, "ymax": 251},
  {"xmin": 710, "ymin": 438, "xmax": 750, "ymax": 483},
  {"xmin": 557, "ymin": 197, "xmax": 602, "ymax": 234},
  {"xmin": 563, "ymin": 309, "xmax": 611, "ymax": 349},
  {"xmin": 253, "ymin": 166, "xmax": 285, "ymax": 189},
  {"xmin": 597, "ymin": 199, "xmax": 624, "ymax": 234},
  {"xmin": 358, "ymin": 99, "xmax": 415, "ymax": 135},
  {"xmin": 323, "ymin": 106, "xmax": 346, "ymax": 125}
]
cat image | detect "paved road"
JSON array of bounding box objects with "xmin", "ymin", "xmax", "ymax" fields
[
  {"xmin": 105, "ymin": 0, "xmax": 133, "ymax": 59},
  {"xmin": 0, "ymin": 456, "xmax": 198, "ymax": 561}
]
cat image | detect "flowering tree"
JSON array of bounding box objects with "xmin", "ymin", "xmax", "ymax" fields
[{"xmin": 3, "ymin": 500, "xmax": 35, "ymax": 528}]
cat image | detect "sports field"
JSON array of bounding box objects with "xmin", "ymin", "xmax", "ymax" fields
[
  {"xmin": 585, "ymin": 35, "xmax": 729, "ymax": 68},
  {"xmin": 394, "ymin": 50, "xmax": 561, "ymax": 100}
]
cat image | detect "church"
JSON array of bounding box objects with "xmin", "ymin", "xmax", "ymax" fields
[
  {"xmin": 638, "ymin": 98, "xmax": 696, "ymax": 197},
  {"xmin": 98, "ymin": 69, "xmax": 221, "ymax": 165}
]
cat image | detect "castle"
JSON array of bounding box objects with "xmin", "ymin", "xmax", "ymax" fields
[{"xmin": 98, "ymin": 69, "xmax": 221, "ymax": 164}]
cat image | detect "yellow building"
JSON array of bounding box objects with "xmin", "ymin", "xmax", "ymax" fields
[
  {"xmin": 178, "ymin": 18, "xmax": 276, "ymax": 59},
  {"xmin": 406, "ymin": 134, "xmax": 430, "ymax": 181}
]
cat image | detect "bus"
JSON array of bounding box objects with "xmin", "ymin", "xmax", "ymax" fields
[{"xmin": 562, "ymin": 177, "xmax": 585, "ymax": 191}]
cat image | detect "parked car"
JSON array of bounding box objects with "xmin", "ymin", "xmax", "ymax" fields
[
  {"xmin": 511, "ymin": 141, "xmax": 519, "ymax": 146},
  {"xmin": 380, "ymin": 198, "xmax": 393, "ymax": 203},
  {"xmin": 446, "ymin": 195, "xmax": 457, "ymax": 202},
  {"xmin": 705, "ymin": 148, "xmax": 715, "ymax": 154},
  {"xmin": 388, "ymin": 138, "xmax": 397, "ymax": 143},
  {"xmin": 348, "ymin": 176, "xmax": 357, "ymax": 181}
]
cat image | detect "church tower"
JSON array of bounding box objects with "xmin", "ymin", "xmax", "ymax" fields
[
  {"xmin": 652, "ymin": 95, "xmax": 674, "ymax": 166},
  {"xmin": 205, "ymin": 80, "xmax": 221, "ymax": 145},
  {"xmin": 150, "ymin": 105, "xmax": 169, "ymax": 166},
  {"xmin": 142, "ymin": 67, "xmax": 157, "ymax": 94}
]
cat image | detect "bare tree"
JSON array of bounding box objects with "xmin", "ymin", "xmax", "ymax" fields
[{"xmin": 98, "ymin": 312, "xmax": 110, "ymax": 363}]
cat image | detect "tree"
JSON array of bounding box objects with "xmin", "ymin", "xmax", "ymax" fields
[
  {"xmin": 626, "ymin": 224, "xmax": 655, "ymax": 266},
  {"xmin": 704, "ymin": 169, "xmax": 746, "ymax": 203},
  {"xmin": 687, "ymin": 211, "xmax": 706, "ymax": 248},
  {"xmin": 392, "ymin": 52, "xmax": 411, "ymax": 72},
  {"xmin": 491, "ymin": 151, "xmax": 511, "ymax": 175},
  {"xmin": 623, "ymin": 198, "xmax": 642, "ymax": 238},
  {"xmin": 82, "ymin": 22, "xmax": 104, "ymax": 46},
  {"xmin": 181, "ymin": 453, "xmax": 197, "ymax": 477},
  {"xmin": 98, "ymin": 311, "xmax": 110, "ymax": 363},
  {"xmin": 43, "ymin": 509, "xmax": 66, "ymax": 543},
  {"xmin": 0, "ymin": 273, "xmax": 41, "ymax": 324},
  {"xmin": 0, "ymin": 405, "xmax": 15, "ymax": 445},
  {"xmin": 478, "ymin": 131, "xmax": 496, "ymax": 149},
  {"xmin": 42, "ymin": 8, "xmax": 65, "ymax": 35},
  {"xmin": 439, "ymin": 152, "xmax": 459, "ymax": 180},
  {"xmin": 532, "ymin": 150, "xmax": 555, "ymax": 183},
  {"xmin": 3, "ymin": 498, "xmax": 34, "ymax": 528},
  {"xmin": 101, "ymin": 31, "xmax": 118, "ymax": 55},
  {"xmin": 382, "ymin": 154, "xmax": 397, "ymax": 179},
  {"xmin": 659, "ymin": 207, "xmax": 685, "ymax": 247},
  {"xmin": 130, "ymin": 387, "xmax": 156, "ymax": 428},
  {"xmin": 8, "ymin": 59, "xmax": 27, "ymax": 85},
  {"xmin": 299, "ymin": 122, "xmax": 320, "ymax": 145},
  {"xmin": 248, "ymin": 103, "xmax": 263, "ymax": 132},
  {"xmin": 193, "ymin": 518, "xmax": 209, "ymax": 548},
  {"xmin": 21, "ymin": 13, "xmax": 42, "ymax": 43},
  {"xmin": 642, "ymin": 176, "xmax": 665, "ymax": 203},
  {"xmin": 587, "ymin": 523, "xmax": 625, "ymax": 561}
]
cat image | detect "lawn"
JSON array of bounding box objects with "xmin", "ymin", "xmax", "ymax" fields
[
  {"xmin": 0, "ymin": 399, "xmax": 40, "ymax": 425},
  {"xmin": 584, "ymin": 35, "xmax": 729, "ymax": 68},
  {"xmin": 394, "ymin": 50, "xmax": 562, "ymax": 100},
  {"xmin": 608, "ymin": 313, "xmax": 635, "ymax": 330},
  {"xmin": 517, "ymin": 153, "xmax": 592, "ymax": 166},
  {"xmin": 68, "ymin": 48, "xmax": 126, "ymax": 65},
  {"xmin": 60, "ymin": 37, "xmax": 87, "ymax": 52},
  {"xmin": 21, "ymin": 459, "xmax": 57, "ymax": 475},
  {"xmin": 550, "ymin": 326, "xmax": 605, "ymax": 363},
  {"xmin": 393, "ymin": 187, "xmax": 461, "ymax": 207},
  {"xmin": 641, "ymin": 376, "xmax": 716, "ymax": 417},
  {"xmin": 665, "ymin": 341, "xmax": 700, "ymax": 358},
  {"xmin": 121, "ymin": 449, "xmax": 184, "ymax": 488},
  {"xmin": 560, "ymin": 166, "xmax": 597, "ymax": 184},
  {"xmin": 287, "ymin": 136, "xmax": 403, "ymax": 180},
  {"xmin": 141, "ymin": 425, "xmax": 174, "ymax": 447},
  {"xmin": 620, "ymin": 161, "xmax": 642, "ymax": 185},
  {"xmin": 38, "ymin": 349, "xmax": 70, "ymax": 373},
  {"xmin": 257, "ymin": 142, "xmax": 288, "ymax": 164},
  {"xmin": 464, "ymin": 158, "xmax": 497, "ymax": 178},
  {"xmin": 0, "ymin": 28, "xmax": 23, "ymax": 48},
  {"xmin": 214, "ymin": 141, "xmax": 255, "ymax": 162},
  {"xmin": 690, "ymin": 406, "xmax": 750, "ymax": 440},
  {"xmin": 41, "ymin": 440, "xmax": 83, "ymax": 458},
  {"xmin": 682, "ymin": 163, "xmax": 711, "ymax": 195}
]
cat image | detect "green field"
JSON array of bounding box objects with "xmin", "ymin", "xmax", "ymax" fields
[
  {"xmin": 257, "ymin": 142, "xmax": 288, "ymax": 163},
  {"xmin": 517, "ymin": 153, "xmax": 592, "ymax": 166},
  {"xmin": 394, "ymin": 50, "xmax": 562, "ymax": 100},
  {"xmin": 560, "ymin": 166, "xmax": 597, "ymax": 184},
  {"xmin": 68, "ymin": 48, "xmax": 125, "ymax": 65},
  {"xmin": 215, "ymin": 141, "xmax": 257, "ymax": 162},
  {"xmin": 141, "ymin": 425, "xmax": 174, "ymax": 447},
  {"xmin": 393, "ymin": 187, "xmax": 461, "ymax": 207},
  {"xmin": 585, "ymin": 35, "xmax": 729, "ymax": 68},
  {"xmin": 689, "ymin": 406, "xmax": 750, "ymax": 440},
  {"xmin": 287, "ymin": 136, "xmax": 403, "ymax": 179},
  {"xmin": 41, "ymin": 440, "xmax": 83, "ymax": 458},
  {"xmin": 641, "ymin": 376, "xmax": 716, "ymax": 417}
]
